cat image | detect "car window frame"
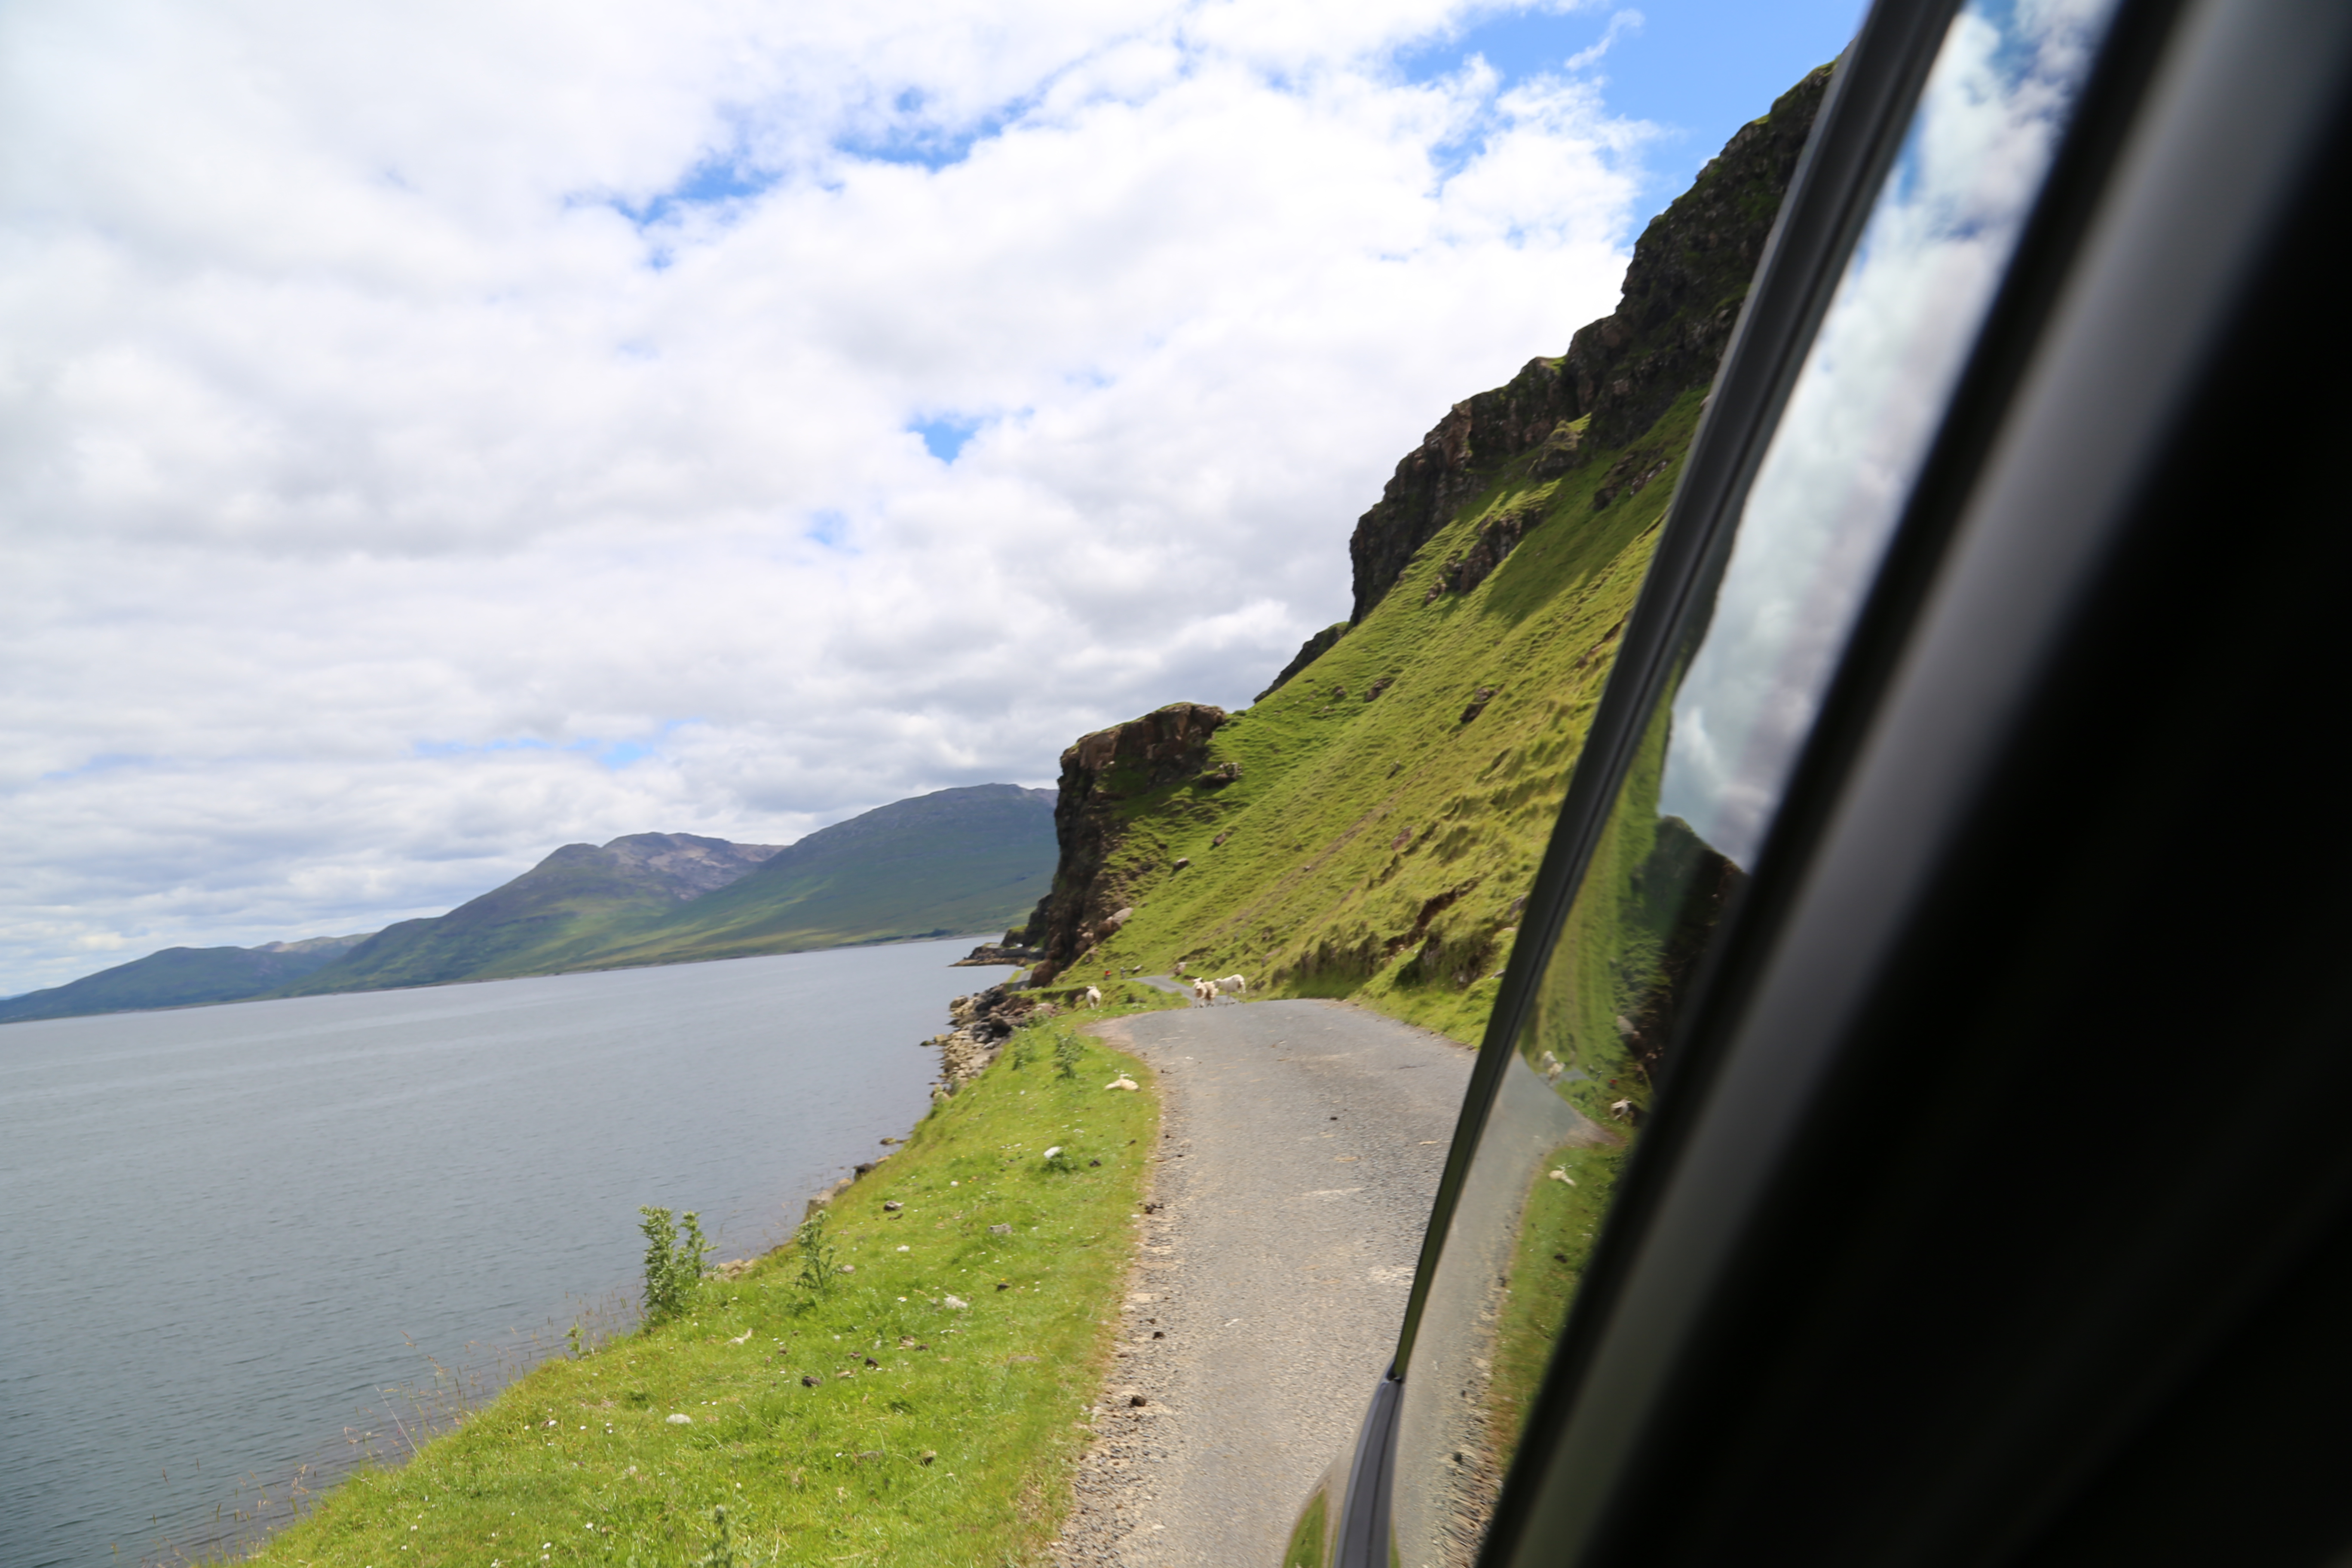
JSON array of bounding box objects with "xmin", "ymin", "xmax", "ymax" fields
[
  {"xmin": 1386, "ymin": 0, "xmax": 1969, "ymax": 1389},
  {"xmin": 1477, "ymin": 0, "xmax": 2352, "ymax": 1561}
]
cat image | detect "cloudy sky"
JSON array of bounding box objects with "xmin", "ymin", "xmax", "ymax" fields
[{"xmin": 0, "ymin": 0, "xmax": 1861, "ymax": 996}]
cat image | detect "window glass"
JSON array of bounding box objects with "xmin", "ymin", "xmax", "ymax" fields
[{"xmin": 1387, "ymin": 4, "xmax": 2119, "ymax": 1562}]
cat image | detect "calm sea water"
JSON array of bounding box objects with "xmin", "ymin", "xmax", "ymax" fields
[{"xmin": 0, "ymin": 940, "xmax": 1002, "ymax": 1568}]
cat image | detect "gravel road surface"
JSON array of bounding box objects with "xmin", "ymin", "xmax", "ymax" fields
[{"xmin": 1053, "ymin": 997, "xmax": 1475, "ymax": 1567}]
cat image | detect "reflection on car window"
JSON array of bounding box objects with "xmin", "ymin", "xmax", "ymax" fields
[
  {"xmin": 1663, "ymin": 0, "xmax": 2119, "ymax": 865},
  {"xmin": 1387, "ymin": 3, "xmax": 2119, "ymax": 1562}
]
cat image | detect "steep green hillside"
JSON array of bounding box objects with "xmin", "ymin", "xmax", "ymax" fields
[
  {"xmin": 1047, "ymin": 392, "xmax": 1702, "ymax": 1041},
  {"xmin": 1026, "ymin": 68, "xmax": 1831, "ymax": 1043},
  {"xmin": 0, "ymin": 933, "xmax": 371, "ymax": 1025},
  {"xmin": 282, "ymin": 785, "xmax": 1056, "ymax": 995}
]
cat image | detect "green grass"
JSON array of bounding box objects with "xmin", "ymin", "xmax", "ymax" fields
[
  {"xmin": 1072, "ymin": 389, "xmax": 1708, "ymax": 1043},
  {"xmin": 1485, "ymin": 1138, "xmax": 1626, "ymax": 1459},
  {"xmin": 1023, "ymin": 979, "xmax": 1188, "ymax": 1016},
  {"xmin": 1280, "ymin": 1486, "xmax": 1328, "ymax": 1568},
  {"xmin": 248, "ymin": 1011, "xmax": 1161, "ymax": 1568}
]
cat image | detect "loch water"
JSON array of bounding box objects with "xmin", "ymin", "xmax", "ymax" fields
[{"xmin": 0, "ymin": 939, "xmax": 1004, "ymax": 1567}]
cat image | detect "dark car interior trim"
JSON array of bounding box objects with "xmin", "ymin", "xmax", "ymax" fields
[{"xmin": 1479, "ymin": 0, "xmax": 2352, "ymax": 1562}]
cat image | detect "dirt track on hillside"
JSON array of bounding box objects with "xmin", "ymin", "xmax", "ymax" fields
[{"xmin": 1052, "ymin": 998, "xmax": 1474, "ymax": 1567}]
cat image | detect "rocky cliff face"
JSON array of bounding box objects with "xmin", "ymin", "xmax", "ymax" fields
[
  {"xmin": 1346, "ymin": 64, "xmax": 1831, "ymax": 624},
  {"xmin": 1024, "ymin": 702, "xmax": 1228, "ymax": 982}
]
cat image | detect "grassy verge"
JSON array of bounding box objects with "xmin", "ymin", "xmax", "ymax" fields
[
  {"xmin": 1486, "ymin": 1138, "xmax": 1626, "ymax": 1457},
  {"xmin": 249, "ymin": 1011, "xmax": 1161, "ymax": 1568}
]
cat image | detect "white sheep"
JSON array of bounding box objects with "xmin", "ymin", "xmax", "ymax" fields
[
  {"xmin": 1083, "ymin": 985, "xmax": 1103, "ymax": 1008},
  {"xmin": 1216, "ymin": 974, "xmax": 1248, "ymax": 999}
]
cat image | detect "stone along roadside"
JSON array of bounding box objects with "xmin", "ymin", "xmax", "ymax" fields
[{"xmin": 1057, "ymin": 998, "xmax": 1475, "ymax": 1566}]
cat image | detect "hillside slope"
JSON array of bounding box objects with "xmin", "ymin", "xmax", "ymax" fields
[
  {"xmin": 273, "ymin": 833, "xmax": 783, "ymax": 994},
  {"xmin": 1025, "ymin": 67, "xmax": 1830, "ymax": 1042},
  {"xmin": 0, "ymin": 934, "xmax": 371, "ymax": 1025},
  {"xmin": 281, "ymin": 784, "xmax": 1055, "ymax": 995},
  {"xmin": 560, "ymin": 782, "xmax": 1057, "ymax": 969}
]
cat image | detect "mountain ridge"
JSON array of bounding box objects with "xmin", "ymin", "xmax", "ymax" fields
[
  {"xmin": 5, "ymin": 785, "xmax": 1055, "ymax": 1023},
  {"xmin": 276, "ymin": 784, "xmax": 1056, "ymax": 995},
  {"xmin": 0, "ymin": 933, "xmax": 375, "ymax": 1025}
]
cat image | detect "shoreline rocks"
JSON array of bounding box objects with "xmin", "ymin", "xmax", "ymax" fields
[
  {"xmin": 949, "ymin": 939, "xmax": 1041, "ymax": 968},
  {"xmin": 924, "ymin": 983, "xmax": 1052, "ymax": 1096}
]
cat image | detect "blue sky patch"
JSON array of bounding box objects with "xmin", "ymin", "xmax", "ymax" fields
[
  {"xmin": 1398, "ymin": 1, "xmax": 1867, "ymax": 211},
  {"xmin": 567, "ymin": 738, "xmax": 656, "ymax": 769},
  {"xmin": 805, "ymin": 509, "xmax": 854, "ymax": 549},
  {"xmin": 1396, "ymin": 6, "xmax": 1617, "ymax": 93},
  {"xmin": 38, "ymin": 752, "xmax": 156, "ymax": 783},
  {"xmin": 412, "ymin": 737, "xmax": 554, "ymax": 760},
  {"xmin": 413, "ymin": 734, "xmax": 667, "ymax": 770},
  {"xmin": 911, "ymin": 415, "xmax": 983, "ymax": 463},
  {"xmin": 609, "ymin": 151, "xmax": 780, "ymax": 231},
  {"xmin": 835, "ymin": 93, "xmax": 1033, "ymax": 171}
]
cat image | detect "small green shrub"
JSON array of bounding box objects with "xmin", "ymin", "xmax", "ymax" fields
[
  {"xmin": 1054, "ymin": 1031, "xmax": 1083, "ymax": 1080},
  {"xmin": 637, "ymin": 1206, "xmax": 710, "ymax": 1324},
  {"xmin": 794, "ymin": 1209, "xmax": 837, "ymax": 1295}
]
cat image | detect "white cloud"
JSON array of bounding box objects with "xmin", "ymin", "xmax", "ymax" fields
[{"xmin": 0, "ymin": 0, "xmax": 1648, "ymax": 994}]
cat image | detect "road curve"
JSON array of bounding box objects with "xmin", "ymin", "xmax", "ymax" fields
[{"xmin": 1054, "ymin": 997, "xmax": 1476, "ymax": 1567}]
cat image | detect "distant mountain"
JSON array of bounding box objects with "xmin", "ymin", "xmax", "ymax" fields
[
  {"xmin": 549, "ymin": 783, "xmax": 1059, "ymax": 970},
  {"xmin": 3, "ymin": 784, "xmax": 1056, "ymax": 1025},
  {"xmin": 278, "ymin": 784, "xmax": 1056, "ymax": 996},
  {"xmin": 270, "ymin": 832, "xmax": 785, "ymax": 995},
  {"xmin": 0, "ymin": 932, "xmax": 374, "ymax": 1025}
]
